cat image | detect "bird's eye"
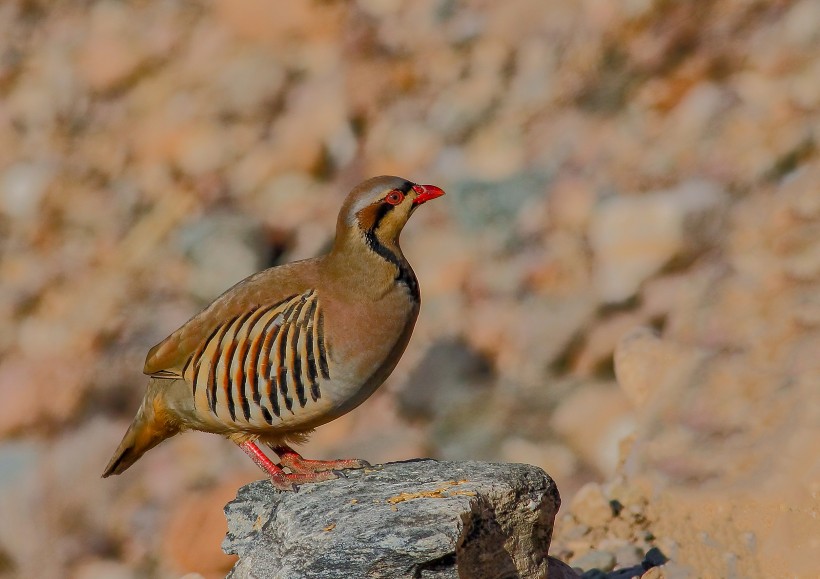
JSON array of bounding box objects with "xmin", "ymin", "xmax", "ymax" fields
[{"xmin": 385, "ymin": 190, "xmax": 404, "ymax": 205}]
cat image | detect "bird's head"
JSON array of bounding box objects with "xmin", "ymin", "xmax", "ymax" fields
[{"xmin": 336, "ymin": 175, "xmax": 445, "ymax": 250}]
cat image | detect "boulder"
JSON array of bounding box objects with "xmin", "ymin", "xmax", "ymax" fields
[{"xmin": 223, "ymin": 459, "xmax": 563, "ymax": 578}]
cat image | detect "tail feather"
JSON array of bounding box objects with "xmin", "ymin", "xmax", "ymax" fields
[{"xmin": 102, "ymin": 403, "xmax": 177, "ymax": 477}]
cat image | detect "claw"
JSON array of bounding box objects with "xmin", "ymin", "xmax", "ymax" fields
[
  {"xmin": 267, "ymin": 477, "xmax": 300, "ymax": 493},
  {"xmin": 269, "ymin": 444, "xmax": 371, "ymax": 475},
  {"xmin": 268, "ymin": 469, "xmax": 336, "ymax": 491}
]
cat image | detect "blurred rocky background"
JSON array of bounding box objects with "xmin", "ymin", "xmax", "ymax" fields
[{"xmin": 0, "ymin": 0, "xmax": 818, "ymax": 577}]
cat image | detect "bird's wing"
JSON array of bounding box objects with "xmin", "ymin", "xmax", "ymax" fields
[
  {"xmin": 143, "ymin": 260, "xmax": 320, "ymax": 377},
  {"xmin": 185, "ymin": 289, "xmax": 332, "ymax": 422}
]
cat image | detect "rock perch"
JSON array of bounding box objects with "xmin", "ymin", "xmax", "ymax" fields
[{"xmin": 222, "ymin": 459, "xmax": 569, "ymax": 578}]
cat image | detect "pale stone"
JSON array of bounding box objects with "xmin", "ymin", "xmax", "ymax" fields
[
  {"xmin": 76, "ymin": 1, "xmax": 153, "ymax": 92},
  {"xmin": 552, "ymin": 384, "xmax": 634, "ymax": 475},
  {"xmin": 215, "ymin": 50, "xmax": 285, "ymax": 113},
  {"xmin": 366, "ymin": 120, "xmax": 443, "ymax": 176},
  {"xmin": 570, "ymin": 483, "xmax": 613, "ymax": 528},
  {"xmin": 613, "ymin": 327, "xmax": 665, "ymax": 409},
  {"xmin": 464, "ymin": 125, "xmax": 526, "ymax": 181},
  {"xmin": 783, "ymin": 0, "xmax": 820, "ymax": 47},
  {"xmin": 590, "ymin": 181, "xmax": 727, "ymax": 303},
  {"xmin": 0, "ymin": 162, "xmax": 55, "ymax": 220},
  {"xmin": 173, "ymin": 123, "xmax": 233, "ymax": 176}
]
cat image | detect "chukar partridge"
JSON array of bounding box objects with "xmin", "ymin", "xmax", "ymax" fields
[{"xmin": 103, "ymin": 176, "xmax": 444, "ymax": 490}]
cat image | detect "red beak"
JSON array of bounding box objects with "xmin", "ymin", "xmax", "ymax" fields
[{"xmin": 411, "ymin": 184, "xmax": 445, "ymax": 205}]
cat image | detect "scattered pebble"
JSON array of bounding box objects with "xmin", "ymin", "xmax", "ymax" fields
[{"xmin": 572, "ymin": 549, "xmax": 616, "ymax": 573}]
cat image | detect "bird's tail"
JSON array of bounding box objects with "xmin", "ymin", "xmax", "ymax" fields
[{"xmin": 102, "ymin": 391, "xmax": 178, "ymax": 477}]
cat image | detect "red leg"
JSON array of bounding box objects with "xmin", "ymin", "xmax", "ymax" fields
[
  {"xmin": 237, "ymin": 441, "xmax": 335, "ymax": 491},
  {"xmin": 270, "ymin": 444, "xmax": 371, "ymax": 474}
]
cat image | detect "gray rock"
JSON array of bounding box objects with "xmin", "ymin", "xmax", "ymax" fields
[
  {"xmin": 447, "ymin": 172, "xmax": 550, "ymax": 234},
  {"xmin": 223, "ymin": 459, "xmax": 561, "ymax": 578}
]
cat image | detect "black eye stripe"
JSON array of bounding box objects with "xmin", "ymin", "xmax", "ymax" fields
[
  {"xmin": 370, "ymin": 202, "xmax": 392, "ymax": 231},
  {"xmin": 363, "ymin": 182, "xmax": 415, "ymax": 232}
]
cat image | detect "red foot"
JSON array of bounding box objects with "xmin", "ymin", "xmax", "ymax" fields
[
  {"xmin": 271, "ymin": 444, "xmax": 371, "ymax": 474},
  {"xmin": 237, "ymin": 441, "xmax": 336, "ymax": 491}
]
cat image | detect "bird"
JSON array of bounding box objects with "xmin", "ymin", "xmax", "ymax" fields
[{"xmin": 102, "ymin": 176, "xmax": 445, "ymax": 490}]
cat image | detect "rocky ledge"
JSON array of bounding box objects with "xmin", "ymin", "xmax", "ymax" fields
[{"xmin": 222, "ymin": 459, "xmax": 577, "ymax": 578}]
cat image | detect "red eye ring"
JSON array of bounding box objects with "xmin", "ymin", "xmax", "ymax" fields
[{"xmin": 385, "ymin": 190, "xmax": 404, "ymax": 205}]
